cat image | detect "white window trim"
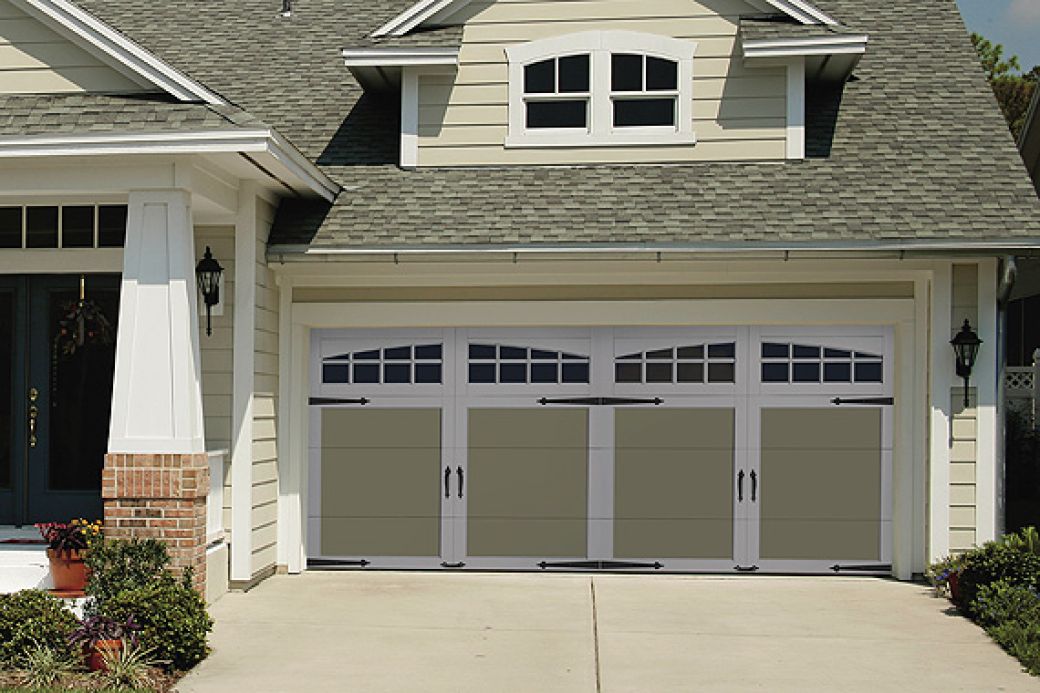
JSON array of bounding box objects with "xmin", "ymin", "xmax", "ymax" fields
[{"xmin": 505, "ymin": 31, "xmax": 696, "ymax": 149}]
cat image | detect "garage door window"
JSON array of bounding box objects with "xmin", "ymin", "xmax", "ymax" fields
[
  {"xmin": 615, "ymin": 342, "xmax": 736, "ymax": 384},
  {"xmin": 468, "ymin": 344, "xmax": 590, "ymax": 384},
  {"xmin": 322, "ymin": 344, "xmax": 443, "ymax": 384},
  {"xmin": 760, "ymin": 342, "xmax": 883, "ymax": 384}
]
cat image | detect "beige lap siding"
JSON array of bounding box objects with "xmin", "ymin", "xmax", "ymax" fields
[
  {"xmin": 195, "ymin": 226, "xmax": 234, "ymax": 539},
  {"xmin": 949, "ymin": 264, "xmax": 979, "ymax": 552},
  {"xmin": 252, "ymin": 200, "xmax": 279, "ymax": 576},
  {"xmin": 417, "ymin": 0, "xmax": 787, "ymax": 166},
  {"xmin": 0, "ymin": 0, "xmax": 144, "ymax": 93}
]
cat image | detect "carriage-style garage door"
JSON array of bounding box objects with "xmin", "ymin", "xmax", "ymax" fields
[{"xmin": 308, "ymin": 327, "xmax": 893, "ymax": 574}]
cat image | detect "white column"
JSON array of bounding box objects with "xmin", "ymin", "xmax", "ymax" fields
[
  {"xmin": 976, "ymin": 258, "xmax": 999, "ymax": 543},
  {"xmin": 928, "ymin": 263, "xmax": 952, "ymax": 560},
  {"xmin": 109, "ymin": 189, "xmax": 204, "ymax": 454},
  {"xmin": 231, "ymin": 183, "xmax": 257, "ymax": 583},
  {"xmin": 785, "ymin": 57, "xmax": 805, "ymax": 160},
  {"xmin": 400, "ymin": 68, "xmax": 419, "ymax": 169}
]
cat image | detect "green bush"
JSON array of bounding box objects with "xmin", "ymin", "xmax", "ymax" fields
[
  {"xmin": 957, "ymin": 536, "xmax": 1040, "ymax": 607},
  {"xmin": 971, "ymin": 579, "xmax": 1040, "ymax": 627},
  {"xmin": 98, "ymin": 582, "xmax": 212, "ymax": 672},
  {"xmin": 85, "ymin": 537, "xmax": 180, "ymax": 608},
  {"xmin": 989, "ymin": 617, "xmax": 1040, "ymax": 675},
  {"xmin": 0, "ymin": 590, "xmax": 77, "ymax": 667}
]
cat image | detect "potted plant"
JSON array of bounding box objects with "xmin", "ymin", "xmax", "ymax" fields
[
  {"xmin": 35, "ymin": 519, "xmax": 102, "ymax": 592},
  {"xmin": 925, "ymin": 553, "xmax": 966, "ymax": 603},
  {"xmin": 69, "ymin": 614, "xmax": 141, "ymax": 672}
]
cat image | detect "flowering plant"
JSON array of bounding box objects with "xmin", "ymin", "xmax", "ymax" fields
[
  {"xmin": 69, "ymin": 614, "xmax": 141, "ymax": 648},
  {"xmin": 35, "ymin": 518, "xmax": 103, "ymax": 553},
  {"xmin": 925, "ymin": 553, "xmax": 966, "ymax": 597}
]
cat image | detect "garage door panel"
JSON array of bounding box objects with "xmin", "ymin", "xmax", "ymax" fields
[
  {"xmin": 321, "ymin": 517, "xmax": 441, "ymax": 557},
  {"xmin": 761, "ymin": 408, "xmax": 883, "ymax": 450},
  {"xmin": 322, "ymin": 448, "xmax": 441, "ymax": 517},
  {"xmin": 467, "ymin": 518, "xmax": 587, "ymax": 557},
  {"xmin": 759, "ymin": 519, "xmax": 880, "ymax": 561},
  {"xmin": 468, "ymin": 409, "xmax": 587, "ymax": 449},
  {"xmin": 614, "ymin": 408, "xmax": 734, "ymax": 449},
  {"xmin": 614, "ymin": 449, "xmax": 733, "ymax": 520},
  {"xmin": 467, "ymin": 448, "xmax": 588, "ymax": 518},
  {"xmin": 615, "ymin": 519, "xmax": 734, "ymax": 559},
  {"xmin": 321, "ymin": 408, "xmax": 441, "ymax": 448}
]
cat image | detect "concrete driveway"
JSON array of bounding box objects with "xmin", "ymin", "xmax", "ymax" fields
[{"xmin": 176, "ymin": 572, "xmax": 1037, "ymax": 692}]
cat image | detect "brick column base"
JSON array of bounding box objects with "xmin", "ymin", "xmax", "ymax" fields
[{"xmin": 102, "ymin": 453, "xmax": 209, "ymax": 593}]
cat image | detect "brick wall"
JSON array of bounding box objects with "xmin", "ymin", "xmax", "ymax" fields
[{"xmin": 101, "ymin": 453, "xmax": 210, "ymax": 592}]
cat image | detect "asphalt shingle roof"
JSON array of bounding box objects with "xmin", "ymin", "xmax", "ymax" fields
[
  {"xmin": 739, "ymin": 15, "xmax": 863, "ymax": 41},
  {"xmin": 59, "ymin": 0, "xmax": 1040, "ymax": 249}
]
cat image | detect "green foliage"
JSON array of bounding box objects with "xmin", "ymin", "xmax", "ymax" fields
[
  {"xmin": 989, "ymin": 618, "xmax": 1040, "ymax": 676},
  {"xmin": 99, "ymin": 641, "xmax": 160, "ymax": 690},
  {"xmin": 0, "ymin": 590, "xmax": 77, "ymax": 667},
  {"xmin": 972, "ymin": 33, "xmax": 1021, "ymax": 81},
  {"xmin": 17, "ymin": 644, "xmax": 76, "ymax": 689},
  {"xmin": 925, "ymin": 553, "xmax": 965, "ymax": 596},
  {"xmin": 85, "ymin": 537, "xmax": 183, "ymax": 609},
  {"xmin": 971, "ymin": 578, "xmax": 1040, "ymax": 627},
  {"xmin": 957, "ymin": 534, "xmax": 1040, "ymax": 607},
  {"xmin": 971, "ymin": 32, "xmax": 1039, "ymax": 140},
  {"xmin": 99, "ymin": 583, "xmax": 212, "ymax": 672}
]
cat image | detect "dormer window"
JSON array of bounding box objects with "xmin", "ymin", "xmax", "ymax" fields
[{"xmin": 506, "ymin": 31, "xmax": 695, "ymax": 148}]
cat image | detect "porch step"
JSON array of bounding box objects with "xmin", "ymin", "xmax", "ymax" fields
[{"xmin": 0, "ymin": 544, "xmax": 54, "ymax": 594}]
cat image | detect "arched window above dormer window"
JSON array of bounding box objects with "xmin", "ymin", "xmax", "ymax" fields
[{"xmin": 505, "ymin": 31, "xmax": 696, "ymax": 148}]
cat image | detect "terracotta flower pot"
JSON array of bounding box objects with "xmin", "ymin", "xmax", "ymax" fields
[
  {"xmin": 949, "ymin": 571, "xmax": 961, "ymax": 603},
  {"xmin": 46, "ymin": 548, "xmax": 87, "ymax": 591},
  {"xmin": 88, "ymin": 639, "xmax": 123, "ymax": 672}
]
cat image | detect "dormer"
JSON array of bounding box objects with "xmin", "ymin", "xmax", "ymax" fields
[{"xmin": 343, "ymin": 0, "xmax": 867, "ymax": 169}]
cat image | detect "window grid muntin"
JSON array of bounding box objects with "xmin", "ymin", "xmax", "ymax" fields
[
  {"xmin": 468, "ymin": 343, "xmax": 590, "ymax": 384},
  {"xmin": 609, "ymin": 52, "xmax": 679, "ymax": 129},
  {"xmin": 523, "ymin": 54, "xmax": 591, "ymax": 131},
  {"xmin": 321, "ymin": 343, "xmax": 444, "ymax": 385},
  {"xmin": 614, "ymin": 342, "xmax": 736, "ymax": 384},
  {"xmin": 0, "ymin": 204, "xmax": 127, "ymax": 249},
  {"xmin": 760, "ymin": 342, "xmax": 883, "ymax": 384}
]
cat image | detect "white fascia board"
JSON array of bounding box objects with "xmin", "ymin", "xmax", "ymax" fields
[
  {"xmin": 767, "ymin": 0, "xmax": 839, "ymax": 25},
  {"xmin": 341, "ymin": 47, "xmax": 459, "ymax": 68},
  {"xmin": 371, "ymin": 0, "xmax": 465, "ymax": 37},
  {"xmin": 743, "ymin": 35, "xmax": 868, "ymax": 59},
  {"xmin": 0, "ymin": 130, "xmax": 339, "ymax": 202},
  {"xmin": 11, "ymin": 0, "xmax": 224, "ymax": 104}
]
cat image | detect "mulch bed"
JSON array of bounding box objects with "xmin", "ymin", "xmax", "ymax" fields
[{"xmin": 0, "ymin": 667, "xmax": 179, "ymax": 692}]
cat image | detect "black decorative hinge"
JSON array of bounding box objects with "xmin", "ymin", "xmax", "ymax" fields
[
  {"xmin": 307, "ymin": 558, "xmax": 370, "ymax": 568},
  {"xmin": 309, "ymin": 397, "xmax": 370, "ymax": 406},
  {"xmin": 538, "ymin": 397, "xmax": 663, "ymax": 406},
  {"xmin": 734, "ymin": 565, "xmax": 760, "ymax": 573},
  {"xmin": 830, "ymin": 397, "xmax": 894, "ymax": 406},
  {"xmin": 830, "ymin": 563, "xmax": 892, "ymax": 573},
  {"xmin": 440, "ymin": 561, "xmax": 466, "ymax": 568},
  {"xmin": 537, "ymin": 560, "xmax": 663, "ymax": 570}
]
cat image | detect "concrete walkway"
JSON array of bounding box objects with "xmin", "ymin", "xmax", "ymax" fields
[{"xmin": 176, "ymin": 572, "xmax": 1038, "ymax": 692}]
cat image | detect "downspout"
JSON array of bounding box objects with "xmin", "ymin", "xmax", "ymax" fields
[{"xmin": 995, "ymin": 256, "xmax": 1018, "ymax": 537}]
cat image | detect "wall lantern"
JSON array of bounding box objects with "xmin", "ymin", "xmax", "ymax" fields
[
  {"xmin": 950, "ymin": 319, "xmax": 983, "ymax": 408},
  {"xmin": 195, "ymin": 246, "xmax": 224, "ymax": 337}
]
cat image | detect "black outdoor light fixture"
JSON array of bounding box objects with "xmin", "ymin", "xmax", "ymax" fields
[
  {"xmin": 950, "ymin": 318, "xmax": 983, "ymax": 408},
  {"xmin": 195, "ymin": 246, "xmax": 224, "ymax": 337}
]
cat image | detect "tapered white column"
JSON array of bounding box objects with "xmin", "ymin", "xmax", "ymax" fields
[{"xmin": 108, "ymin": 189, "xmax": 205, "ymax": 454}]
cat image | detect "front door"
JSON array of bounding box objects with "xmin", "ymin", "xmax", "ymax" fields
[{"xmin": 0, "ymin": 275, "xmax": 119, "ymax": 525}]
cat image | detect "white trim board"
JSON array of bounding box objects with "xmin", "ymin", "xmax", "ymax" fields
[
  {"xmin": 341, "ymin": 48, "xmax": 459, "ymax": 68},
  {"xmin": 9, "ymin": 0, "xmax": 224, "ymax": 104},
  {"xmin": 742, "ymin": 35, "xmax": 869, "ymax": 60}
]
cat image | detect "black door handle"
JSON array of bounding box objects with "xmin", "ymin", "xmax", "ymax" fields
[
  {"xmin": 750, "ymin": 470, "xmax": 758, "ymax": 502},
  {"xmin": 444, "ymin": 466, "xmax": 451, "ymax": 499},
  {"xmin": 737, "ymin": 470, "xmax": 744, "ymax": 502},
  {"xmin": 457, "ymin": 466, "xmax": 464, "ymax": 498}
]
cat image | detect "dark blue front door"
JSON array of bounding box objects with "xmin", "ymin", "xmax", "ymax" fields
[{"xmin": 0, "ymin": 275, "xmax": 119, "ymax": 525}]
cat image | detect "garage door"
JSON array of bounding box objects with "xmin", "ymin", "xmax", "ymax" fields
[{"xmin": 308, "ymin": 327, "xmax": 892, "ymax": 574}]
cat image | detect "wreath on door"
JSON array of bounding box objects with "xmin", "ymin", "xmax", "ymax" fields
[{"xmin": 51, "ymin": 280, "xmax": 115, "ymax": 404}]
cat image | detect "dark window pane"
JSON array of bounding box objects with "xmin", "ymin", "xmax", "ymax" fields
[
  {"xmin": 708, "ymin": 343, "xmax": 735, "ymax": 358},
  {"xmin": 823, "ymin": 362, "xmax": 851, "ymax": 382},
  {"xmin": 762, "ymin": 363, "xmax": 789, "ymax": 382},
  {"xmin": 527, "ymin": 100, "xmax": 587, "ymax": 129},
  {"xmin": 677, "ymin": 345, "xmax": 704, "ymax": 359},
  {"xmin": 793, "ymin": 345, "xmax": 820, "ymax": 359},
  {"xmin": 97, "ymin": 205, "xmax": 127, "ymax": 248},
  {"xmin": 26, "ymin": 206, "xmax": 58, "ymax": 248},
  {"xmin": 384, "ymin": 346, "xmax": 411, "ymax": 360},
  {"xmin": 384, "ymin": 364, "xmax": 410, "ymax": 383},
  {"xmin": 646, "ymin": 56, "xmax": 678, "ymax": 90},
  {"xmin": 558, "ymin": 54, "xmax": 589, "ymax": 92},
  {"xmin": 353, "ymin": 364, "xmax": 379, "ymax": 383},
  {"xmin": 469, "ymin": 344, "xmax": 496, "ymax": 359},
  {"xmin": 0, "ymin": 207, "xmax": 20, "ymax": 248},
  {"xmin": 824, "ymin": 348, "xmax": 851, "ymax": 358},
  {"xmin": 677, "ymin": 362, "xmax": 704, "ymax": 382},
  {"xmin": 0, "ymin": 292, "xmax": 11, "ymax": 489},
  {"xmin": 792, "ymin": 362, "xmax": 820, "ymax": 382},
  {"xmin": 611, "ymin": 53, "xmax": 642, "ymax": 91},
  {"xmin": 416, "ymin": 364, "xmax": 442, "ymax": 384},
  {"xmin": 855, "ymin": 362, "xmax": 883, "ymax": 383},
  {"xmin": 500, "ymin": 346, "xmax": 527, "ymax": 360},
  {"xmin": 500, "ymin": 363, "xmax": 527, "ymax": 383},
  {"xmin": 617, "ymin": 352, "xmax": 641, "ymax": 361},
  {"xmin": 707, "ymin": 362, "xmax": 735, "ymax": 383},
  {"xmin": 531, "ymin": 363, "xmax": 558, "ymax": 383},
  {"xmin": 531, "ymin": 349, "xmax": 557, "ymax": 360},
  {"xmin": 469, "ymin": 363, "xmax": 495, "ymax": 383},
  {"xmin": 646, "ymin": 363, "xmax": 672, "ymax": 383},
  {"xmin": 615, "ymin": 363, "xmax": 642, "ymax": 383},
  {"xmin": 854, "ymin": 352, "xmax": 881, "ymax": 360},
  {"xmin": 613, "ymin": 98, "xmax": 675, "ymax": 127},
  {"xmin": 524, "ymin": 59, "xmax": 555, "ymax": 93},
  {"xmin": 562, "ymin": 353, "xmax": 585, "ymax": 360},
  {"xmin": 562, "ymin": 362, "xmax": 589, "ymax": 383},
  {"xmin": 762, "ymin": 343, "xmax": 789, "ymax": 358},
  {"xmin": 354, "ymin": 349, "xmax": 379, "ymax": 360},
  {"xmin": 646, "ymin": 348, "xmax": 673, "ymax": 360},
  {"xmin": 62, "ymin": 206, "xmax": 94, "ymax": 248},
  {"xmin": 322, "ymin": 364, "xmax": 349, "ymax": 383},
  {"xmin": 415, "ymin": 344, "xmax": 442, "ymax": 359},
  {"xmin": 329, "ymin": 353, "xmax": 352, "ymax": 360}
]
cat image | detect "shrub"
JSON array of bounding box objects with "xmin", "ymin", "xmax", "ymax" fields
[
  {"xmin": 957, "ymin": 535, "xmax": 1040, "ymax": 607},
  {"xmin": 99, "ymin": 582, "xmax": 212, "ymax": 672},
  {"xmin": 989, "ymin": 617, "xmax": 1040, "ymax": 676},
  {"xmin": 971, "ymin": 579, "xmax": 1040, "ymax": 628},
  {"xmin": 85, "ymin": 537, "xmax": 180, "ymax": 608},
  {"xmin": 0, "ymin": 590, "xmax": 78, "ymax": 667}
]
